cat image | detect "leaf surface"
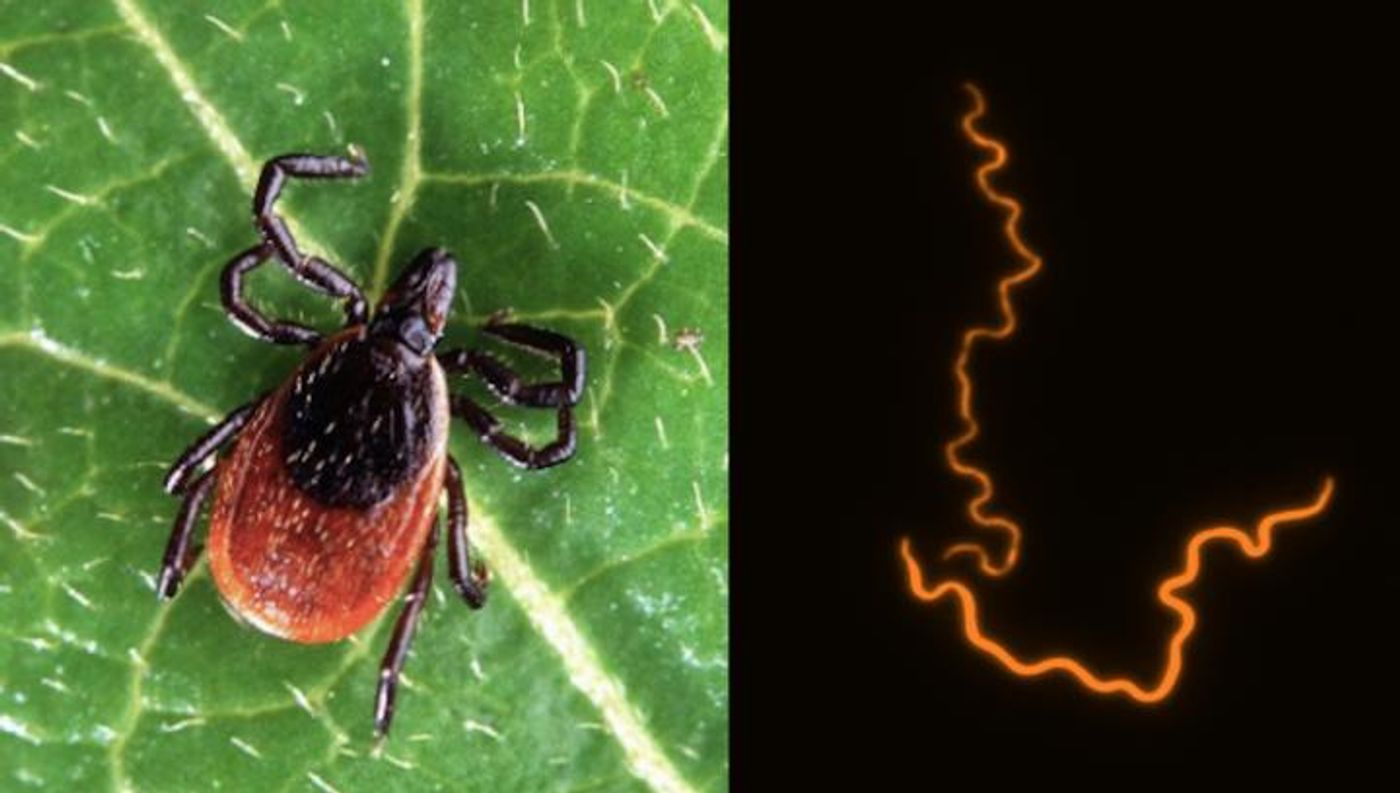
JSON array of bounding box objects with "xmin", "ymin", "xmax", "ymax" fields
[{"xmin": 0, "ymin": 1, "xmax": 727, "ymax": 790}]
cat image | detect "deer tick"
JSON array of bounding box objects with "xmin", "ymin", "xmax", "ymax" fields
[{"xmin": 157, "ymin": 148, "xmax": 584, "ymax": 738}]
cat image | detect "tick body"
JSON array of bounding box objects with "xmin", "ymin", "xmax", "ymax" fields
[
  {"xmin": 158, "ymin": 149, "xmax": 585, "ymax": 738},
  {"xmin": 208, "ymin": 325, "xmax": 450, "ymax": 643}
]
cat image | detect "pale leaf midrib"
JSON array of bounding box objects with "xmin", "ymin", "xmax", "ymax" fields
[{"xmin": 368, "ymin": 0, "xmax": 424, "ymax": 299}]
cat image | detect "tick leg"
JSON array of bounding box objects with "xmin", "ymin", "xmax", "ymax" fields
[
  {"xmin": 439, "ymin": 322, "xmax": 585, "ymax": 407},
  {"xmin": 374, "ymin": 521, "xmax": 438, "ymax": 739},
  {"xmin": 253, "ymin": 150, "xmax": 368, "ymax": 264},
  {"xmin": 221, "ymin": 244, "xmax": 324, "ymax": 345},
  {"xmin": 445, "ymin": 455, "xmax": 488, "ymax": 608},
  {"xmin": 439, "ymin": 345, "xmax": 583, "ymax": 408},
  {"xmin": 163, "ymin": 396, "xmax": 261, "ymax": 494},
  {"xmin": 251, "ymin": 151, "xmax": 370, "ymax": 325},
  {"xmin": 451, "ymin": 394, "xmax": 577, "ymax": 470},
  {"xmin": 157, "ymin": 470, "xmax": 214, "ymax": 599},
  {"xmin": 299, "ymin": 255, "xmax": 368, "ymax": 326},
  {"xmin": 482, "ymin": 323, "xmax": 586, "ymax": 404}
]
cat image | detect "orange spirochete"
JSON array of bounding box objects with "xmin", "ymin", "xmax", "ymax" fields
[
  {"xmin": 940, "ymin": 82, "xmax": 1043, "ymax": 578},
  {"xmin": 904, "ymin": 479, "xmax": 1332, "ymax": 702},
  {"xmin": 905, "ymin": 82, "xmax": 1335, "ymax": 703}
]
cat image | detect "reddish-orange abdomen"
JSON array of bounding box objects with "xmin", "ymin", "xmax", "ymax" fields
[{"xmin": 207, "ymin": 330, "xmax": 450, "ymax": 643}]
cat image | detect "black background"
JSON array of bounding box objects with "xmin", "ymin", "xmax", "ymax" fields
[{"xmin": 735, "ymin": 6, "xmax": 1392, "ymax": 780}]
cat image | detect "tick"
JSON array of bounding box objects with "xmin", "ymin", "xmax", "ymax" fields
[{"xmin": 157, "ymin": 149, "xmax": 584, "ymax": 738}]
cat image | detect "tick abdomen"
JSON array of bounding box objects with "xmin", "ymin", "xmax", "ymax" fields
[
  {"xmin": 207, "ymin": 328, "xmax": 450, "ymax": 643},
  {"xmin": 284, "ymin": 327, "xmax": 443, "ymax": 508}
]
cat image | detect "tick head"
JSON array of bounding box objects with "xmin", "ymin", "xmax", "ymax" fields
[{"xmin": 371, "ymin": 247, "xmax": 458, "ymax": 355}]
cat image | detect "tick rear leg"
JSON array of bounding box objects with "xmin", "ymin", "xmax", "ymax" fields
[
  {"xmin": 163, "ymin": 396, "xmax": 261, "ymax": 494},
  {"xmin": 445, "ymin": 455, "xmax": 488, "ymax": 608},
  {"xmin": 374, "ymin": 521, "xmax": 438, "ymax": 739},
  {"xmin": 157, "ymin": 470, "xmax": 215, "ymax": 599},
  {"xmin": 451, "ymin": 394, "xmax": 577, "ymax": 469},
  {"xmin": 158, "ymin": 396, "xmax": 263, "ymax": 598}
]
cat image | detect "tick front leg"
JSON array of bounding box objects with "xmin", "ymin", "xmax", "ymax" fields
[
  {"xmin": 221, "ymin": 244, "xmax": 324, "ymax": 345},
  {"xmin": 251, "ymin": 151, "xmax": 371, "ymax": 325},
  {"xmin": 253, "ymin": 150, "xmax": 368, "ymax": 266},
  {"xmin": 451, "ymin": 394, "xmax": 577, "ymax": 470},
  {"xmin": 439, "ymin": 323, "xmax": 585, "ymax": 407},
  {"xmin": 157, "ymin": 470, "xmax": 215, "ymax": 599},
  {"xmin": 374, "ymin": 521, "xmax": 438, "ymax": 739},
  {"xmin": 445, "ymin": 455, "xmax": 489, "ymax": 608},
  {"xmin": 300, "ymin": 255, "xmax": 368, "ymax": 326}
]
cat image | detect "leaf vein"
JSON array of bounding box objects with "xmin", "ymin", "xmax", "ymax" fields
[
  {"xmin": 368, "ymin": 0, "xmax": 425, "ymax": 298},
  {"xmin": 110, "ymin": 0, "xmax": 343, "ymax": 265},
  {"xmin": 423, "ymin": 170, "xmax": 727, "ymax": 244}
]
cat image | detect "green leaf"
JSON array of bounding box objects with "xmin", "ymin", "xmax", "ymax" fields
[{"xmin": 0, "ymin": 0, "xmax": 727, "ymax": 790}]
